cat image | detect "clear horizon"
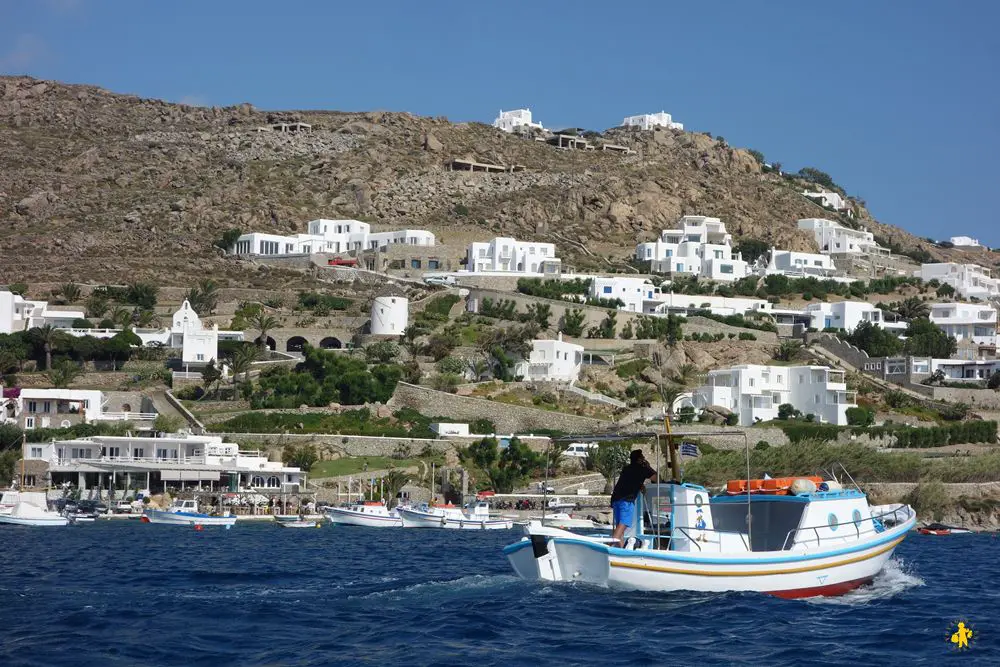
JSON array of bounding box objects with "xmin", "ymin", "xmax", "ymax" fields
[{"xmin": 2, "ymin": 0, "xmax": 998, "ymax": 246}]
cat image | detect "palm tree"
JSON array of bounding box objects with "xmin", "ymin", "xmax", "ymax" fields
[
  {"xmin": 246, "ymin": 310, "xmax": 279, "ymax": 353},
  {"xmin": 399, "ymin": 325, "xmax": 423, "ymax": 359},
  {"xmin": 466, "ymin": 357, "xmax": 490, "ymax": 382},
  {"xmin": 200, "ymin": 359, "xmax": 223, "ymax": 398},
  {"xmin": 110, "ymin": 306, "xmax": 132, "ymax": 328},
  {"xmin": 29, "ymin": 325, "xmax": 60, "ymax": 370},
  {"xmin": 45, "ymin": 359, "xmax": 82, "ymax": 388},
  {"xmin": 135, "ymin": 309, "xmax": 160, "ymax": 328},
  {"xmin": 658, "ymin": 384, "xmax": 685, "ymax": 416},
  {"xmin": 772, "ymin": 341, "xmax": 803, "ymax": 362},
  {"xmin": 381, "ymin": 469, "xmax": 412, "ymax": 509},
  {"xmin": 197, "ymin": 279, "xmax": 219, "ymax": 314},
  {"xmin": 896, "ymin": 296, "xmax": 930, "ymax": 320},
  {"xmin": 60, "ymin": 283, "xmax": 82, "ymax": 303},
  {"xmin": 670, "ymin": 363, "xmax": 699, "ymax": 388},
  {"xmin": 85, "ymin": 293, "xmax": 109, "ymax": 319},
  {"xmin": 225, "ymin": 345, "xmax": 258, "ymax": 400}
]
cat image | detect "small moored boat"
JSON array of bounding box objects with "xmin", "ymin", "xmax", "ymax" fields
[
  {"xmin": 277, "ymin": 519, "xmax": 322, "ymax": 529},
  {"xmin": 142, "ymin": 499, "xmax": 237, "ymax": 528},
  {"xmin": 0, "ymin": 501, "xmax": 69, "ymax": 527},
  {"xmin": 325, "ymin": 501, "xmax": 403, "ymax": 527},
  {"xmin": 399, "ymin": 501, "xmax": 513, "ymax": 530},
  {"xmin": 917, "ymin": 522, "xmax": 972, "ymax": 536}
]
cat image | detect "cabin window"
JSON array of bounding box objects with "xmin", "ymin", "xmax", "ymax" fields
[
  {"xmin": 828, "ymin": 513, "xmax": 839, "ymax": 531},
  {"xmin": 852, "ymin": 509, "xmax": 862, "ymax": 526}
]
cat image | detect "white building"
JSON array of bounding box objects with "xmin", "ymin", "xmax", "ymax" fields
[
  {"xmin": 797, "ymin": 218, "xmax": 889, "ymax": 256},
  {"xmin": 589, "ymin": 277, "xmax": 659, "ymax": 313},
  {"xmin": 466, "ymin": 237, "xmax": 561, "ymax": 275},
  {"xmin": 1, "ymin": 388, "xmax": 155, "ymax": 431},
  {"xmin": 370, "ymin": 294, "xmax": 408, "ymax": 336},
  {"xmin": 430, "ymin": 423, "xmax": 470, "ymax": 437},
  {"xmin": 929, "ymin": 358, "xmax": 1000, "ymax": 381},
  {"xmin": 764, "ymin": 248, "xmax": 838, "ymax": 278},
  {"xmin": 22, "ymin": 433, "xmax": 304, "ymax": 493},
  {"xmin": 916, "ymin": 263, "xmax": 1000, "ymax": 301},
  {"xmin": 622, "ymin": 111, "xmax": 684, "ymax": 131},
  {"xmin": 0, "ymin": 290, "xmax": 86, "ymax": 334},
  {"xmin": 929, "ymin": 302, "xmax": 997, "ymax": 348},
  {"xmin": 514, "ymin": 333, "xmax": 584, "ymax": 383},
  {"xmin": 635, "ymin": 215, "xmax": 749, "ymax": 282},
  {"xmin": 493, "ymin": 109, "xmax": 544, "ymax": 134},
  {"xmin": 233, "ymin": 219, "xmax": 435, "ymax": 257},
  {"xmin": 950, "ymin": 236, "xmax": 981, "ymax": 247},
  {"xmin": 803, "ymin": 301, "xmax": 905, "ymax": 333},
  {"xmin": 59, "ymin": 300, "xmax": 243, "ymax": 366},
  {"xmin": 693, "ymin": 364, "xmax": 856, "ymax": 426},
  {"xmin": 802, "ymin": 191, "xmax": 850, "ymax": 212}
]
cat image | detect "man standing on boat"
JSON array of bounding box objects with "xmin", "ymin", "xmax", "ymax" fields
[{"xmin": 610, "ymin": 450, "xmax": 658, "ymax": 548}]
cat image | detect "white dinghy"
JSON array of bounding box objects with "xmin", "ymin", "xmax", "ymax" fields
[
  {"xmin": 399, "ymin": 501, "xmax": 513, "ymax": 530},
  {"xmin": 0, "ymin": 501, "xmax": 69, "ymax": 527}
]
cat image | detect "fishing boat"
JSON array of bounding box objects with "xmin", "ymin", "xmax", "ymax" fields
[
  {"xmin": 0, "ymin": 501, "xmax": 69, "ymax": 527},
  {"xmin": 504, "ymin": 427, "xmax": 916, "ymax": 599},
  {"xmin": 399, "ymin": 501, "xmax": 513, "ymax": 530},
  {"xmin": 277, "ymin": 518, "xmax": 323, "ymax": 529},
  {"xmin": 917, "ymin": 522, "xmax": 972, "ymax": 536},
  {"xmin": 325, "ymin": 501, "xmax": 403, "ymax": 527},
  {"xmin": 141, "ymin": 499, "xmax": 237, "ymax": 527}
]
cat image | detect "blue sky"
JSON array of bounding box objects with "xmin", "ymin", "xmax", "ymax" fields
[{"xmin": 2, "ymin": 0, "xmax": 998, "ymax": 245}]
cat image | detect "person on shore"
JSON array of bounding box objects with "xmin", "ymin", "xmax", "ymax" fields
[{"xmin": 609, "ymin": 449, "xmax": 657, "ymax": 548}]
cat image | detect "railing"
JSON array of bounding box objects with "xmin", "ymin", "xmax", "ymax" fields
[
  {"xmin": 780, "ymin": 505, "xmax": 914, "ymax": 550},
  {"xmin": 98, "ymin": 412, "xmax": 157, "ymax": 421},
  {"xmin": 671, "ymin": 526, "xmax": 749, "ymax": 552}
]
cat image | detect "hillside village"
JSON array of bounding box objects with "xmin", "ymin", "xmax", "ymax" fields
[{"xmin": 2, "ymin": 77, "xmax": 1000, "ymax": 526}]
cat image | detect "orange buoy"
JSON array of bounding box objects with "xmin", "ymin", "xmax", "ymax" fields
[{"xmin": 194, "ymin": 524, "xmax": 204, "ymax": 532}]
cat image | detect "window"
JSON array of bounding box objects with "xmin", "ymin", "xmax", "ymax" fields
[
  {"xmin": 603, "ymin": 286, "xmax": 612, "ymax": 294},
  {"xmin": 25, "ymin": 417, "xmax": 35, "ymax": 429},
  {"xmin": 134, "ymin": 448, "xmax": 144, "ymax": 459},
  {"xmin": 410, "ymin": 259, "xmax": 422, "ymax": 269},
  {"xmin": 27, "ymin": 401, "xmax": 38, "ymax": 413},
  {"xmin": 196, "ymin": 354, "xmax": 205, "ymax": 361},
  {"xmin": 43, "ymin": 401, "xmax": 51, "ymax": 413},
  {"xmin": 719, "ymin": 264, "xmax": 733, "ymax": 274},
  {"xmin": 30, "ymin": 447, "xmax": 42, "ymax": 459},
  {"xmin": 156, "ymin": 448, "xmax": 168, "ymax": 459},
  {"xmin": 748, "ymin": 378, "xmax": 755, "ymax": 388},
  {"xmin": 267, "ymin": 476, "xmax": 281, "ymax": 488},
  {"xmin": 251, "ymin": 475, "xmax": 265, "ymax": 488},
  {"xmin": 428, "ymin": 260, "xmax": 440, "ymax": 270},
  {"xmin": 828, "ymin": 513, "xmax": 839, "ymax": 531}
]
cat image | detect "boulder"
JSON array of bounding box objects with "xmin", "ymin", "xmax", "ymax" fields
[{"xmin": 423, "ymin": 132, "xmax": 443, "ymax": 152}]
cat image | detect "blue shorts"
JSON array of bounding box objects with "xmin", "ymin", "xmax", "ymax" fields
[{"xmin": 612, "ymin": 499, "xmax": 635, "ymax": 528}]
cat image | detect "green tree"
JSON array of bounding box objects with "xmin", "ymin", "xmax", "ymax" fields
[
  {"xmin": 621, "ymin": 321, "xmax": 634, "ymax": 340},
  {"xmin": 45, "ymin": 359, "xmax": 83, "ymax": 388},
  {"xmin": 747, "ymin": 149, "xmax": 765, "ymax": 165},
  {"xmin": 110, "ymin": 306, "xmax": 132, "ymax": 328},
  {"xmin": 524, "ymin": 303, "xmax": 552, "ymax": 330},
  {"xmin": 936, "ymin": 283, "xmax": 956, "ymax": 299},
  {"xmin": 625, "ymin": 382, "xmax": 656, "ymax": 407},
  {"xmin": 365, "ymin": 340, "xmax": 400, "ymax": 364},
  {"xmin": 845, "ymin": 406, "xmax": 875, "ymax": 427},
  {"xmin": 7, "ymin": 283, "xmax": 28, "ymax": 296},
  {"xmin": 399, "ymin": 325, "xmax": 424, "ymax": 359},
  {"xmin": 904, "ymin": 318, "xmax": 956, "ymax": 358},
  {"xmin": 59, "ymin": 283, "xmax": 82, "ymax": 303},
  {"xmin": 246, "ymin": 310, "xmax": 279, "ymax": 353},
  {"xmin": 283, "ymin": 444, "xmax": 319, "ymax": 471},
  {"xmin": 153, "ymin": 414, "xmax": 183, "ymax": 433},
  {"xmin": 895, "ymin": 296, "xmax": 930, "ymax": 320},
  {"xmin": 200, "ymin": 359, "xmax": 223, "ymax": 397},
  {"xmin": 560, "ymin": 309, "xmax": 585, "ymax": 337},
  {"xmin": 186, "ymin": 279, "xmax": 219, "ymax": 315},
  {"xmin": 459, "ymin": 436, "xmax": 543, "ymax": 493},
  {"xmin": 670, "ymin": 363, "xmax": 699, "ymax": 387},
  {"xmin": 588, "ymin": 444, "xmax": 630, "ymax": 493},
  {"xmin": 225, "ymin": 344, "xmax": 259, "ymax": 399},
  {"xmin": 845, "ymin": 320, "xmax": 903, "ymax": 357},
  {"xmin": 102, "ymin": 331, "xmax": 138, "ymax": 370},
  {"xmin": 214, "ymin": 228, "xmax": 243, "ymax": 253},
  {"xmin": 85, "ymin": 292, "xmax": 109, "ymax": 319},
  {"xmin": 797, "ymin": 167, "xmax": 837, "ymax": 190},
  {"xmin": 733, "ymin": 238, "xmax": 770, "ymax": 264},
  {"xmin": 29, "ymin": 325, "xmax": 61, "ymax": 370},
  {"xmin": 772, "ymin": 341, "xmax": 802, "ymax": 362},
  {"xmin": 125, "ymin": 282, "xmax": 159, "ymax": 310}
]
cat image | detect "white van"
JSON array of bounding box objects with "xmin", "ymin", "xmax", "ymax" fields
[{"xmin": 564, "ymin": 442, "xmax": 598, "ymax": 458}]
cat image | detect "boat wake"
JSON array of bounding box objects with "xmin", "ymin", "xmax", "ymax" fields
[
  {"xmin": 806, "ymin": 559, "xmax": 924, "ymax": 605},
  {"xmin": 347, "ymin": 574, "xmax": 518, "ymax": 601}
]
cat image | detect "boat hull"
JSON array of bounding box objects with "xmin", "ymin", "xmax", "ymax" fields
[
  {"xmin": 142, "ymin": 509, "xmax": 237, "ymax": 527},
  {"xmin": 325, "ymin": 507, "xmax": 402, "ymax": 528},
  {"xmin": 505, "ymin": 517, "xmax": 914, "ymax": 598},
  {"xmin": 0, "ymin": 515, "xmax": 69, "ymax": 527},
  {"xmin": 398, "ymin": 508, "xmax": 512, "ymax": 530},
  {"xmin": 278, "ymin": 520, "xmax": 321, "ymax": 529}
]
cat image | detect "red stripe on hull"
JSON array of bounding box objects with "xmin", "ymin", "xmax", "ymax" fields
[{"xmin": 767, "ymin": 576, "xmax": 874, "ymax": 599}]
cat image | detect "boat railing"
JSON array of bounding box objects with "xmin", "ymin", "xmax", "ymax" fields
[
  {"xmin": 671, "ymin": 526, "xmax": 749, "ymax": 552},
  {"xmin": 781, "ymin": 505, "xmax": 914, "ymax": 550}
]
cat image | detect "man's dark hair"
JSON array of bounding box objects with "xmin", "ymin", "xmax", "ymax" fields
[{"xmin": 630, "ymin": 449, "xmax": 645, "ymax": 464}]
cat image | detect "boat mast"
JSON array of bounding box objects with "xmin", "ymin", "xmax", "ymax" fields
[{"xmin": 664, "ymin": 416, "xmax": 680, "ymax": 482}]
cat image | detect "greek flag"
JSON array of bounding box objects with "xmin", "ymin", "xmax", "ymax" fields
[{"xmin": 679, "ymin": 442, "xmax": 700, "ymax": 458}]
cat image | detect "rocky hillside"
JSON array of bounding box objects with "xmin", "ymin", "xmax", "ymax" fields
[{"xmin": 0, "ymin": 76, "xmax": 967, "ymax": 286}]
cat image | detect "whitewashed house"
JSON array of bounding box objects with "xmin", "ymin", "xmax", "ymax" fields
[
  {"xmin": 929, "ymin": 302, "xmax": 997, "ymax": 350},
  {"xmin": 764, "ymin": 248, "xmax": 838, "ymax": 278},
  {"xmin": 929, "ymin": 358, "xmax": 1000, "ymax": 381},
  {"xmin": 803, "ymin": 301, "xmax": 905, "ymax": 333},
  {"xmin": 693, "ymin": 365, "xmax": 856, "ymax": 426},
  {"xmin": 493, "ymin": 109, "xmax": 544, "ymax": 133},
  {"xmin": 466, "ymin": 237, "xmax": 561, "ymax": 275},
  {"xmin": 1, "ymin": 388, "xmax": 155, "ymax": 431},
  {"xmin": 802, "ymin": 191, "xmax": 850, "ymax": 213},
  {"xmin": 635, "ymin": 216, "xmax": 749, "ymax": 282},
  {"xmin": 950, "ymin": 236, "xmax": 981, "ymax": 247},
  {"xmin": 22, "ymin": 433, "xmax": 304, "ymax": 494},
  {"xmin": 622, "ymin": 111, "xmax": 684, "ymax": 131},
  {"xmin": 916, "ymin": 263, "xmax": 1000, "ymax": 301},
  {"xmin": 589, "ymin": 277, "xmax": 659, "ymax": 312},
  {"xmin": 514, "ymin": 333, "xmax": 584, "ymax": 383},
  {"xmin": 0, "ymin": 290, "xmax": 86, "ymax": 334},
  {"xmin": 233, "ymin": 219, "xmax": 435, "ymax": 257},
  {"xmin": 797, "ymin": 218, "xmax": 889, "ymax": 256}
]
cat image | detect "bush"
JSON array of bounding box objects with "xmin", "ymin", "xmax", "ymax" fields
[
  {"xmin": 298, "ymin": 292, "xmax": 351, "ymax": 312},
  {"xmin": 71, "ymin": 318, "xmax": 94, "ymax": 329},
  {"xmin": 725, "ymin": 414, "xmax": 739, "ymax": 426},
  {"xmin": 738, "ymin": 332, "xmax": 757, "ymax": 341},
  {"xmin": 845, "ymin": 406, "xmax": 875, "ymax": 427},
  {"xmin": 777, "ymin": 403, "xmax": 800, "ymax": 420}
]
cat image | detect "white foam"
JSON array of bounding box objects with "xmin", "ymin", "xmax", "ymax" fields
[
  {"xmin": 806, "ymin": 558, "xmax": 924, "ymax": 606},
  {"xmin": 348, "ymin": 574, "xmax": 517, "ymax": 601}
]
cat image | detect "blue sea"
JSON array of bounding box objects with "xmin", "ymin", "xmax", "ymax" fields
[{"xmin": 0, "ymin": 523, "xmax": 997, "ymax": 666}]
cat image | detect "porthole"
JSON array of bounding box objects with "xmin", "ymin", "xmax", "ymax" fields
[
  {"xmin": 828, "ymin": 513, "xmax": 839, "ymax": 531},
  {"xmin": 852, "ymin": 509, "xmax": 862, "ymax": 525}
]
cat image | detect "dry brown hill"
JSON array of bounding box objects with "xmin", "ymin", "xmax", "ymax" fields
[{"xmin": 0, "ymin": 75, "xmax": 977, "ymax": 286}]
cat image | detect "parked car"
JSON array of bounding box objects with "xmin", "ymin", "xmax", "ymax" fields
[
  {"xmin": 113, "ymin": 500, "xmax": 135, "ymax": 514},
  {"xmin": 423, "ymin": 275, "xmax": 456, "ymax": 286},
  {"xmin": 563, "ymin": 442, "xmax": 598, "ymax": 458}
]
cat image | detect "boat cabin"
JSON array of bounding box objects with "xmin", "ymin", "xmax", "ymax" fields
[{"xmin": 636, "ymin": 480, "xmax": 879, "ymax": 553}]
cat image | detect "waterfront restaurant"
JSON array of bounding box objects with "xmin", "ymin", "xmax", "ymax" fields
[{"xmin": 19, "ymin": 433, "xmax": 304, "ymax": 494}]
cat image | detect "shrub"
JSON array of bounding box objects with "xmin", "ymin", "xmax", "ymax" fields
[
  {"xmin": 738, "ymin": 332, "xmax": 757, "ymax": 341},
  {"xmin": 777, "ymin": 403, "xmax": 800, "ymax": 420},
  {"xmin": 845, "ymin": 406, "xmax": 875, "ymax": 427},
  {"xmin": 725, "ymin": 414, "xmax": 739, "ymax": 426}
]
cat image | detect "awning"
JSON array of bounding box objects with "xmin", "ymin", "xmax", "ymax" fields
[{"xmin": 159, "ymin": 470, "xmax": 221, "ymax": 481}]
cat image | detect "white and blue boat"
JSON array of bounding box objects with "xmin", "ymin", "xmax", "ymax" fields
[
  {"xmin": 142, "ymin": 499, "xmax": 237, "ymax": 528},
  {"xmin": 506, "ymin": 468, "xmax": 915, "ymax": 598}
]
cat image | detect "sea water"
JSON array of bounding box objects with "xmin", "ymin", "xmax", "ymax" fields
[{"xmin": 0, "ymin": 523, "xmax": 997, "ymax": 666}]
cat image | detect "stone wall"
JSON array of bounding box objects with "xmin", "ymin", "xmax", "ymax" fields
[
  {"xmin": 807, "ymin": 333, "xmax": 871, "ymax": 370},
  {"xmin": 926, "ymin": 387, "xmax": 1000, "ymax": 410},
  {"xmin": 212, "ymin": 431, "xmax": 456, "ymax": 458},
  {"xmin": 388, "ymin": 382, "xmax": 609, "ymax": 434}
]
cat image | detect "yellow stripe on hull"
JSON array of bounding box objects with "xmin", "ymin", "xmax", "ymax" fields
[{"xmin": 609, "ymin": 537, "xmax": 904, "ymax": 577}]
